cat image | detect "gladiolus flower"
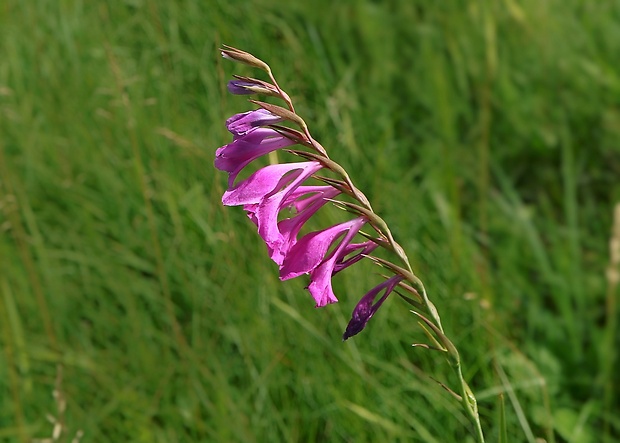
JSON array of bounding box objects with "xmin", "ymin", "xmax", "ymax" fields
[
  {"xmin": 215, "ymin": 128, "xmax": 296, "ymax": 187},
  {"xmin": 222, "ymin": 161, "xmax": 323, "ymax": 208},
  {"xmin": 280, "ymin": 217, "xmax": 368, "ymax": 307},
  {"xmin": 343, "ymin": 275, "xmax": 405, "ymax": 340},
  {"xmin": 245, "ymin": 185, "xmax": 341, "ymax": 265}
]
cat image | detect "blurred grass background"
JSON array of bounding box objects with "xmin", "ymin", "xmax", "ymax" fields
[{"xmin": 1, "ymin": 0, "xmax": 619, "ymax": 442}]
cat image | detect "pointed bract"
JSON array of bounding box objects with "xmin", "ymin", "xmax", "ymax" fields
[{"xmin": 220, "ymin": 46, "xmax": 270, "ymax": 71}]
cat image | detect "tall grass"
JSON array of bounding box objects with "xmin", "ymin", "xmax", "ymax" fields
[{"xmin": 0, "ymin": 1, "xmax": 618, "ymax": 441}]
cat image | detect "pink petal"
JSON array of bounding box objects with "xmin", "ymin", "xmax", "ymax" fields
[
  {"xmin": 279, "ymin": 218, "xmax": 363, "ymax": 280},
  {"xmin": 280, "ymin": 217, "xmax": 368, "ymax": 307},
  {"xmin": 246, "ymin": 186, "xmax": 340, "ymax": 265},
  {"xmin": 306, "ymin": 219, "xmax": 367, "ymax": 306},
  {"xmin": 222, "ymin": 161, "xmax": 322, "ymax": 207}
]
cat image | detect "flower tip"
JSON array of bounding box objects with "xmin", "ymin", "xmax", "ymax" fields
[
  {"xmin": 342, "ymin": 321, "xmax": 365, "ymax": 341},
  {"xmin": 342, "ymin": 304, "xmax": 373, "ymax": 341}
]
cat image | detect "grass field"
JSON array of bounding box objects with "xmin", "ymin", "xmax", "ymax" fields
[{"xmin": 1, "ymin": 1, "xmax": 619, "ymax": 442}]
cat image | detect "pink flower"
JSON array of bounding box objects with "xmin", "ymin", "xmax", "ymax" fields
[
  {"xmin": 280, "ymin": 217, "xmax": 369, "ymax": 307},
  {"xmin": 343, "ymin": 275, "xmax": 404, "ymax": 340},
  {"xmin": 245, "ymin": 185, "xmax": 341, "ymax": 265},
  {"xmin": 215, "ymin": 128, "xmax": 296, "ymax": 188},
  {"xmin": 226, "ymin": 109, "xmax": 283, "ymax": 136},
  {"xmin": 222, "ymin": 161, "xmax": 322, "ymax": 207}
]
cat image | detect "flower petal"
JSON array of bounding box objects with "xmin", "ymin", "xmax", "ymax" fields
[
  {"xmin": 305, "ymin": 219, "xmax": 367, "ymax": 306},
  {"xmin": 245, "ymin": 185, "xmax": 341, "ymax": 265},
  {"xmin": 280, "ymin": 217, "xmax": 368, "ymax": 307},
  {"xmin": 280, "ymin": 217, "xmax": 366, "ymax": 281},
  {"xmin": 222, "ymin": 161, "xmax": 321, "ymax": 207}
]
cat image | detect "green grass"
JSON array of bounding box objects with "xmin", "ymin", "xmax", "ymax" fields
[{"xmin": 1, "ymin": 1, "xmax": 619, "ymax": 441}]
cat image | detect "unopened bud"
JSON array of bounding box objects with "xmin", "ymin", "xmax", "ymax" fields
[{"xmin": 220, "ymin": 45, "xmax": 270, "ymax": 71}]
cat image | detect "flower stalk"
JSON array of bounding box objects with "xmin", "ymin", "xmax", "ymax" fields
[{"xmin": 216, "ymin": 45, "xmax": 485, "ymax": 442}]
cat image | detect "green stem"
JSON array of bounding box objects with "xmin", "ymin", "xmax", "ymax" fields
[
  {"xmin": 241, "ymin": 51, "xmax": 486, "ymax": 443},
  {"xmin": 457, "ymin": 366, "xmax": 485, "ymax": 443}
]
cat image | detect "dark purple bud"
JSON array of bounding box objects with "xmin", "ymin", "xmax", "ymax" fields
[{"xmin": 343, "ymin": 275, "xmax": 404, "ymax": 340}]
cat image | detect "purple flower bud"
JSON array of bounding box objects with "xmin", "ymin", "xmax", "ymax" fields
[
  {"xmin": 226, "ymin": 109, "xmax": 283, "ymax": 136},
  {"xmin": 343, "ymin": 275, "xmax": 404, "ymax": 340},
  {"xmin": 227, "ymin": 79, "xmax": 282, "ymax": 97},
  {"xmin": 227, "ymin": 80, "xmax": 257, "ymax": 95},
  {"xmin": 215, "ymin": 128, "xmax": 296, "ymax": 187}
]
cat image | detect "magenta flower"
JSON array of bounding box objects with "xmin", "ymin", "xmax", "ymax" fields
[
  {"xmin": 222, "ymin": 161, "xmax": 323, "ymax": 207},
  {"xmin": 215, "ymin": 128, "xmax": 296, "ymax": 187},
  {"xmin": 226, "ymin": 109, "xmax": 283, "ymax": 136},
  {"xmin": 245, "ymin": 185, "xmax": 341, "ymax": 265},
  {"xmin": 280, "ymin": 217, "xmax": 369, "ymax": 307},
  {"xmin": 343, "ymin": 275, "xmax": 404, "ymax": 340}
]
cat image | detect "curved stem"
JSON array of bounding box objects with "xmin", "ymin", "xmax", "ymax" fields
[{"xmin": 224, "ymin": 47, "xmax": 486, "ymax": 443}]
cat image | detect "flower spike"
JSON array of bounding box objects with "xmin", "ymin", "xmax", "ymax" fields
[{"xmin": 216, "ymin": 46, "xmax": 486, "ymax": 442}]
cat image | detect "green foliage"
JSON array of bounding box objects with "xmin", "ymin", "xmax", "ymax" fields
[{"xmin": 1, "ymin": 0, "xmax": 618, "ymax": 441}]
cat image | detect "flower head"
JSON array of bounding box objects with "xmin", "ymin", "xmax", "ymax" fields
[
  {"xmin": 245, "ymin": 185, "xmax": 341, "ymax": 265},
  {"xmin": 280, "ymin": 217, "xmax": 368, "ymax": 306},
  {"xmin": 343, "ymin": 275, "xmax": 404, "ymax": 340},
  {"xmin": 222, "ymin": 161, "xmax": 322, "ymax": 207}
]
